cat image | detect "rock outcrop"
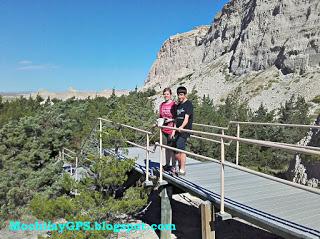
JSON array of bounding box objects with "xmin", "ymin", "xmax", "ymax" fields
[
  {"xmin": 144, "ymin": 26, "xmax": 209, "ymax": 90},
  {"xmin": 203, "ymin": 0, "xmax": 320, "ymax": 75},
  {"xmin": 143, "ymin": 0, "xmax": 320, "ymax": 111}
]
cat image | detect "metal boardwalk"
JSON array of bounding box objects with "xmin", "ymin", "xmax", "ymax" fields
[{"xmin": 127, "ymin": 147, "xmax": 320, "ymax": 239}]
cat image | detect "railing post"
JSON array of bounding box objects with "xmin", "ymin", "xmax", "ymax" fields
[
  {"xmin": 99, "ymin": 119, "xmax": 102, "ymax": 158},
  {"xmin": 159, "ymin": 128, "xmax": 163, "ymax": 183},
  {"xmin": 59, "ymin": 150, "xmax": 62, "ymax": 160},
  {"xmin": 62, "ymin": 148, "xmax": 64, "ymax": 161},
  {"xmin": 236, "ymin": 123, "xmax": 240, "ymax": 165},
  {"xmin": 220, "ymin": 129, "xmax": 225, "ymax": 214},
  {"xmin": 146, "ymin": 133, "xmax": 150, "ymax": 182}
]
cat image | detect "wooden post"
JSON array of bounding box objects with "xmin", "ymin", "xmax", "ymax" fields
[
  {"xmin": 160, "ymin": 187, "xmax": 172, "ymax": 239},
  {"xmin": 201, "ymin": 201, "xmax": 215, "ymax": 239}
]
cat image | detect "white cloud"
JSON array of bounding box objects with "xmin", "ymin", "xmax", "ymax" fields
[
  {"xmin": 16, "ymin": 61, "xmax": 59, "ymax": 71},
  {"xmin": 18, "ymin": 60, "xmax": 33, "ymax": 65}
]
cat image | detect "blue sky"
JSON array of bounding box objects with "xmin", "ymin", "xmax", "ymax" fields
[{"xmin": 0, "ymin": 0, "xmax": 228, "ymax": 92}]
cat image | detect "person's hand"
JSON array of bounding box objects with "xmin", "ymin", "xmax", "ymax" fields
[
  {"xmin": 178, "ymin": 126, "xmax": 183, "ymax": 132},
  {"xmin": 169, "ymin": 131, "xmax": 175, "ymax": 139},
  {"xmin": 164, "ymin": 118, "xmax": 173, "ymax": 123}
]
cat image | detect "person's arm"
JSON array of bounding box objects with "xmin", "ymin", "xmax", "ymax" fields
[
  {"xmin": 169, "ymin": 103, "xmax": 177, "ymax": 138},
  {"xmin": 170, "ymin": 123, "xmax": 176, "ymax": 138},
  {"xmin": 178, "ymin": 115, "xmax": 189, "ymax": 132},
  {"xmin": 178, "ymin": 101, "xmax": 192, "ymax": 132}
]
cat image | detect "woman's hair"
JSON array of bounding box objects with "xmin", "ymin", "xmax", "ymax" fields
[{"xmin": 163, "ymin": 87, "xmax": 172, "ymax": 95}]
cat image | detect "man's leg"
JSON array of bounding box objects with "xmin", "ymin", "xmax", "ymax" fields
[
  {"xmin": 170, "ymin": 150, "xmax": 177, "ymax": 168},
  {"xmin": 180, "ymin": 153, "xmax": 186, "ymax": 172},
  {"xmin": 175, "ymin": 152, "xmax": 181, "ymax": 169},
  {"xmin": 176, "ymin": 135, "xmax": 187, "ymax": 175}
]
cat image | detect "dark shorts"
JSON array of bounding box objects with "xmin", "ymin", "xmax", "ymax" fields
[
  {"xmin": 175, "ymin": 134, "xmax": 188, "ymax": 151},
  {"xmin": 162, "ymin": 132, "xmax": 175, "ymax": 147}
]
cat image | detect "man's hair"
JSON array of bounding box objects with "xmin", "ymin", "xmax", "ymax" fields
[
  {"xmin": 163, "ymin": 87, "xmax": 172, "ymax": 95},
  {"xmin": 177, "ymin": 86, "xmax": 187, "ymax": 95}
]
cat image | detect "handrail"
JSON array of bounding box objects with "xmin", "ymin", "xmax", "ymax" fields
[
  {"xmin": 63, "ymin": 147, "xmax": 77, "ymax": 155},
  {"xmin": 274, "ymin": 142, "xmax": 320, "ymax": 151},
  {"xmin": 155, "ymin": 142, "xmax": 219, "ymax": 163},
  {"xmin": 191, "ymin": 123, "xmax": 232, "ymax": 145},
  {"xmin": 190, "ymin": 134, "xmax": 231, "ymax": 146},
  {"xmin": 98, "ymin": 117, "xmax": 152, "ymax": 135},
  {"xmin": 79, "ymin": 120, "xmax": 99, "ymax": 154},
  {"xmin": 63, "ymin": 152, "xmax": 75, "ymax": 159},
  {"xmin": 60, "ymin": 147, "xmax": 79, "ymax": 196},
  {"xmin": 229, "ymin": 121, "xmax": 320, "ymax": 165},
  {"xmin": 98, "ymin": 117, "xmax": 152, "ymax": 184},
  {"xmin": 155, "ymin": 143, "xmax": 320, "ymax": 195},
  {"xmin": 125, "ymin": 140, "xmax": 154, "ymax": 153},
  {"xmin": 159, "ymin": 125, "xmax": 320, "ymax": 156},
  {"xmin": 230, "ymin": 121, "xmax": 320, "ymax": 129},
  {"xmin": 193, "ymin": 122, "xmax": 228, "ymax": 130}
]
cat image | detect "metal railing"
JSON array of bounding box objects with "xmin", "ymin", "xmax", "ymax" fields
[
  {"xmin": 60, "ymin": 147, "xmax": 79, "ymax": 195},
  {"xmin": 157, "ymin": 124, "xmax": 320, "ymax": 215},
  {"xmin": 59, "ymin": 118, "xmax": 320, "ymax": 216},
  {"xmin": 192, "ymin": 122, "xmax": 231, "ymax": 145},
  {"xmin": 229, "ymin": 121, "xmax": 320, "ymax": 165},
  {"xmin": 193, "ymin": 122, "xmax": 228, "ymax": 130},
  {"xmin": 97, "ymin": 117, "xmax": 153, "ymax": 184}
]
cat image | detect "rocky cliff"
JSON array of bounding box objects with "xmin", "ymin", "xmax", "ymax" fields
[{"xmin": 143, "ymin": 0, "xmax": 320, "ymax": 111}]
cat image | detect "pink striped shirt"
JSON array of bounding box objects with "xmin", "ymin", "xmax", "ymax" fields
[{"xmin": 159, "ymin": 101, "xmax": 176, "ymax": 135}]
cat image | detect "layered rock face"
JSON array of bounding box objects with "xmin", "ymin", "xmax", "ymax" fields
[
  {"xmin": 143, "ymin": 0, "xmax": 320, "ymax": 110},
  {"xmin": 144, "ymin": 26, "xmax": 209, "ymax": 91},
  {"xmin": 203, "ymin": 0, "xmax": 320, "ymax": 75}
]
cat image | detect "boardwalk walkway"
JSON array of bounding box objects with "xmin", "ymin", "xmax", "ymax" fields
[{"xmin": 126, "ymin": 147, "xmax": 320, "ymax": 239}]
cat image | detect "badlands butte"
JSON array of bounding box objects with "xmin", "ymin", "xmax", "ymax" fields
[{"xmin": 142, "ymin": 0, "xmax": 320, "ymax": 112}]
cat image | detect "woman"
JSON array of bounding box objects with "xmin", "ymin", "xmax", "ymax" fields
[{"xmin": 159, "ymin": 87, "xmax": 177, "ymax": 173}]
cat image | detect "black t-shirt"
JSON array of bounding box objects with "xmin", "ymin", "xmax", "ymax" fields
[{"xmin": 176, "ymin": 100, "xmax": 193, "ymax": 137}]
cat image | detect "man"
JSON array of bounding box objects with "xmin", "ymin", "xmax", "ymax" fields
[{"xmin": 173, "ymin": 86, "xmax": 193, "ymax": 176}]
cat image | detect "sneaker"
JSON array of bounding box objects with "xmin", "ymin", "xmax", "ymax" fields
[
  {"xmin": 170, "ymin": 166, "xmax": 176, "ymax": 173},
  {"xmin": 178, "ymin": 169, "xmax": 186, "ymax": 176},
  {"xmin": 170, "ymin": 166, "xmax": 178, "ymax": 176},
  {"xmin": 163, "ymin": 165, "xmax": 170, "ymax": 172}
]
